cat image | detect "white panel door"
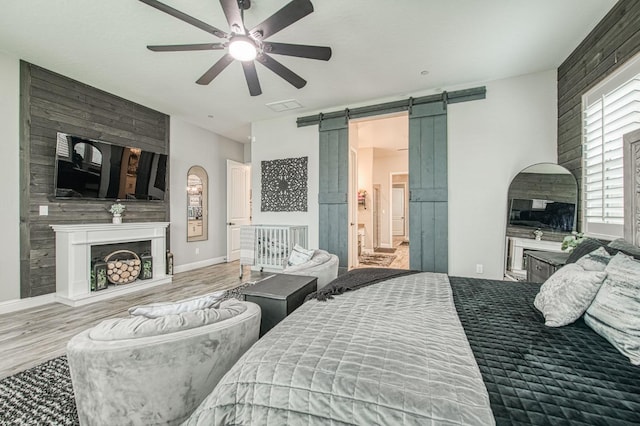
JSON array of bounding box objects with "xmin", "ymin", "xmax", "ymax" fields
[
  {"xmin": 392, "ymin": 186, "xmax": 405, "ymax": 236},
  {"xmin": 226, "ymin": 160, "xmax": 251, "ymax": 262}
]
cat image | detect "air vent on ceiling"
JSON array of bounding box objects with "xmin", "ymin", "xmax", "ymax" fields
[{"xmin": 266, "ymin": 99, "xmax": 303, "ymax": 112}]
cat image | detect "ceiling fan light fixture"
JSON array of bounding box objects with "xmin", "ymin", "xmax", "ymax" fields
[{"xmin": 229, "ymin": 35, "xmax": 257, "ymax": 61}]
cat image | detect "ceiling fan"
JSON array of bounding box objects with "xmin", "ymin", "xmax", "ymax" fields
[{"xmin": 138, "ymin": 0, "xmax": 332, "ymax": 96}]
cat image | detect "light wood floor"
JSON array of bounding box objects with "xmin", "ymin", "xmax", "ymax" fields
[{"xmin": 0, "ymin": 262, "xmax": 266, "ymax": 380}]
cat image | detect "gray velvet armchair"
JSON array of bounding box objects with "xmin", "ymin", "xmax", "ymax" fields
[{"xmin": 66, "ymin": 300, "xmax": 260, "ymax": 425}]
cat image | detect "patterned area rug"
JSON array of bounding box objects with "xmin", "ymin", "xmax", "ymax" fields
[
  {"xmin": 0, "ymin": 356, "xmax": 78, "ymax": 425},
  {"xmin": 359, "ymin": 253, "xmax": 396, "ymax": 267},
  {"xmin": 374, "ymin": 247, "xmax": 396, "ymax": 254}
]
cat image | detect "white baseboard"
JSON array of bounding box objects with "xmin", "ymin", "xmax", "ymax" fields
[
  {"xmin": 0, "ymin": 293, "xmax": 56, "ymax": 315},
  {"xmin": 174, "ymin": 256, "xmax": 227, "ymax": 274}
]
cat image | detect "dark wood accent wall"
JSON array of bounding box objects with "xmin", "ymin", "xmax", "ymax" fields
[
  {"xmin": 557, "ymin": 0, "xmax": 640, "ymax": 230},
  {"xmin": 19, "ymin": 62, "xmax": 170, "ymax": 298}
]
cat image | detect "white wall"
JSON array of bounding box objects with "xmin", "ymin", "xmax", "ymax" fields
[
  {"xmin": 250, "ymin": 69, "xmax": 557, "ymax": 279},
  {"xmin": 0, "ymin": 51, "xmax": 21, "ymax": 303},
  {"xmin": 448, "ymin": 69, "xmax": 557, "ymax": 279},
  {"xmin": 251, "ymin": 116, "xmax": 319, "ymax": 248},
  {"xmin": 169, "ymin": 118, "xmax": 245, "ymax": 272}
]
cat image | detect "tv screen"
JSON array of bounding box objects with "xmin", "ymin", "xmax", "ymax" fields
[
  {"xmin": 509, "ymin": 198, "xmax": 575, "ymax": 232},
  {"xmin": 54, "ymin": 132, "xmax": 167, "ymax": 201}
]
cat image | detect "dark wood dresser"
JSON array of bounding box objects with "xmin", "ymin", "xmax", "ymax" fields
[{"xmin": 525, "ymin": 250, "xmax": 570, "ymax": 283}]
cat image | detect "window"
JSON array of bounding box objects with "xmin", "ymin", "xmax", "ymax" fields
[{"xmin": 583, "ymin": 55, "xmax": 640, "ymax": 239}]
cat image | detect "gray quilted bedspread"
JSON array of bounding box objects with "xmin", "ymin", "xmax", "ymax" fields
[{"xmin": 185, "ymin": 273, "xmax": 494, "ymax": 425}]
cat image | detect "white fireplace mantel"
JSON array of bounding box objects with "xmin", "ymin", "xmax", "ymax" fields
[{"xmin": 51, "ymin": 222, "xmax": 172, "ymax": 306}]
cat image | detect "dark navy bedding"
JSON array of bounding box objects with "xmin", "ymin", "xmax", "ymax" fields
[{"xmin": 449, "ymin": 276, "xmax": 640, "ymax": 425}]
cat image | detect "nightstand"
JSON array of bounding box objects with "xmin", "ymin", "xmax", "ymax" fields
[{"xmin": 525, "ymin": 250, "xmax": 570, "ymax": 283}]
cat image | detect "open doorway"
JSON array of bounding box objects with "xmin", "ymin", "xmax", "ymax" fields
[{"xmin": 348, "ymin": 113, "xmax": 409, "ymax": 269}]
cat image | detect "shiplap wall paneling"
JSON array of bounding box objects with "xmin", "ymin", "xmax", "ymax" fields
[
  {"xmin": 20, "ymin": 62, "xmax": 170, "ymax": 298},
  {"xmin": 557, "ymin": 1, "xmax": 640, "ymax": 230}
]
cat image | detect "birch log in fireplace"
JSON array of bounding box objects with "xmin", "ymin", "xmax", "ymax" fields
[{"xmin": 50, "ymin": 222, "xmax": 171, "ymax": 306}]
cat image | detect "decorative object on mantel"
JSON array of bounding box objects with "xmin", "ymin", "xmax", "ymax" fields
[
  {"xmin": 561, "ymin": 231, "xmax": 586, "ymax": 252},
  {"xmin": 261, "ymin": 156, "xmax": 308, "ymax": 212},
  {"xmin": 358, "ymin": 189, "xmax": 367, "ymax": 209},
  {"xmin": 105, "ymin": 250, "xmax": 141, "ymax": 285},
  {"xmin": 533, "ymin": 228, "xmax": 543, "ymax": 241},
  {"xmin": 108, "ymin": 200, "xmax": 125, "ymax": 224}
]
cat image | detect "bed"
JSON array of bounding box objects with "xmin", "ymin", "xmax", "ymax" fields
[{"xmin": 185, "ymin": 269, "xmax": 640, "ymax": 425}]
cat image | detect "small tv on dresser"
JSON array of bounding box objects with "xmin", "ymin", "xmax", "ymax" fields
[{"xmin": 54, "ymin": 132, "xmax": 168, "ymax": 201}]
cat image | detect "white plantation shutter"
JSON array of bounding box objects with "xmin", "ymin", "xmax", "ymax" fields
[
  {"xmin": 583, "ymin": 64, "xmax": 640, "ymax": 239},
  {"xmin": 56, "ymin": 133, "xmax": 70, "ymax": 158}
]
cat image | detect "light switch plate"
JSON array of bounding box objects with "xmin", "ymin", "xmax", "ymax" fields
[{"xmin": 39, "ymin": 205, "xmax": 49, "ymax": 216}]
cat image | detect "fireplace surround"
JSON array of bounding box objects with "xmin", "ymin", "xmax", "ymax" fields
[{"xmin": 50, "ymin": 222, "xmax": 171, "ymax": 306}]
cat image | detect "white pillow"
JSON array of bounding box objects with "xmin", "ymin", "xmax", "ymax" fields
[
  {"xmin": 128, "ymin": 291, "xmax": 225, "ymax": 319},
  {"xmin": 287, "ymin": 244, "xmax": 315, "ymax": 266},
  {"xmin": 534, "ymin": 263, "xmax": 606, "ymax": 327}
]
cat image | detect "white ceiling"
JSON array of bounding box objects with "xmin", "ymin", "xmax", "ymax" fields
[{"xmin": 0, "ymin": 0, "xmax": 616, "ymax": 143}]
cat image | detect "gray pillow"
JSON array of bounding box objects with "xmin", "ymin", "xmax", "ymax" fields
[
  {"xmin": 607, "ymin": 238, "xmax": 640, "ymax": 260},
  {"xmin": 128, "ymin": 291, "xmax": 225, "ymax": 318},
  {"xmin": 584, "ymin": 252, "xmax": 640, "ymax": 365},
  {"xmin": 91, "ymin": 300, "xmax": 247, "ymax": 341},
  {"xmin": 565, "ymin": 238, "xmax": 605, "ymax": 264},
  {"xmin": 534, "ymin": 263, "xmax": 606, "ymax": 327},
  {"xmin": 575, "ymin": 246, "xmax": 612, "ymax": 271}
]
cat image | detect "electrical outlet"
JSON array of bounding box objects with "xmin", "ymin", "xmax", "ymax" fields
[
  {"xmin": 39, "ymin": 205, "xmax": 48, "ymax": 216},
  {"xmin": 476, "ymin": 264, "xmax": 484, "ymax": 274},
  {"xmin": 195, "ymin": 248, "xmax": 200, "ymax": 255}
]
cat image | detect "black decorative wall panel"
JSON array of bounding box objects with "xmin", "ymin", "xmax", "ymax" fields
[{"xmin": 261, "ymin": 156, "xmax": 308, "ymax": 212}]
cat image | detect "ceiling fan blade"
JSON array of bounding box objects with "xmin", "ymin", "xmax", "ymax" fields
[
  {"xmin": 219, "ymin": 0, "xmax": 245, "ymax": 35},
  {"xmin": 249, "ymin": 0, "xmax": 313, "ymax": 40},
  {"xmin": 263, "ymin": 42, "xmax": 331, "ymax": 61},
  {"xmin": 242, "ymin": 61, "xmax": 262, "ymax": 96},
  {"xmin": 257, "ymin": 54, "xmax": 306, "ymax": 89},
  {"xmin": 147, "ymin": 43, "xmax": 225, "ymax": 52},
  {"xmin": 138, "ymin": 0, "xmax": 227, "ymax": 38},
  {"xmin": 196, "ymin": 54, "xmax": 234, "ymax": 85}
]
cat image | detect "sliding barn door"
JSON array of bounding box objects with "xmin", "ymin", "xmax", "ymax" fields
[
  {"xmin": 318, "ymin": 117, "xmax": 349, "ymax": 268},
  {"xmin": 409, "ymin": 102, "xmax": 448, "ymax": 272}
]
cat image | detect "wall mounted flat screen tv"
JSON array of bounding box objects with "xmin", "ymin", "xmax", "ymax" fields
[
  {"xmin": 509, "ymin": 198, "xmax": 576, "ymax": 232},
  {"xmin": 54, "ymin": 132, "xmax": 167, "ymax": 201}
]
